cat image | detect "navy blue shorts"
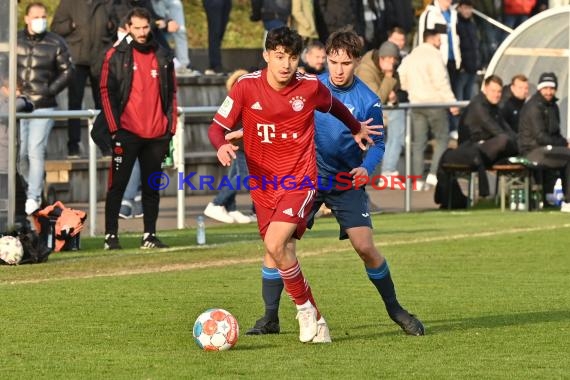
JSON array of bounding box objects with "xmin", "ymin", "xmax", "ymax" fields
[{"xmin": 307, "ymin": 188, "xmax": 373, "ymax": 240}]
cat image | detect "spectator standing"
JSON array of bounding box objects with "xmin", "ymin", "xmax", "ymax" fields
[
  {"xmin": 290, "ymin": 0, "xmax": 318, "ymax": 46},
  {"xmin": 17, "ymin": 2, "xmax": 74, "ymax": 215},
  {"xmin": 115, "ymin": 0, "xmax": 178, "ymax": 53},
  {"xmin": 152, "ymin": 0, "xmax": 200, "ymax": 76},
  {"xmin": 388, "ymin": 27, "xmax": 409, "ymax": 59},
  {"xmin": 356, "ymin": 41, "xmax": 406, "ymax": 179},
  {"xmin": 250, "ymin": 0, "xmax": 291, "ymax": 48},
  {"xmin": 518, "ymin": 72, "xmax": 570, "ymax": 212},
  {"xmin": 51, "ymin": 0, "xmax": 118, "ymax": 158},
  {"xmin": 313, "ymin": 0, "xmax": 365, "ymax": 44},
  {"xmin": 503, "ymin": 0, "xmax": 537, "ymax": 29},
  {"xmin": 455, "ymin": 0, "xmax": 480, "ymax": 101},
  {"xmin": 366, "ymin": 0, "xmax": 415, "ymax": 49},
  {"xmin": 100, "ymin": 7, "xmax": 177, "ymax": 249},
  {"xmin": 472, "ymin": 0, "xmax": 502, "ymax": 67},
  {"xmin": 458, "ymin": 75, "xmax": 518, "ymax": 166},
  {"xmin": 298, "ymin": 40, "xmax": 326, "ymax": 74},
  {"xmin": 500, "ymin": 74, "xmax": 529, "ymax": 132},
  {"xmin": 203, "ymin": 0, "xmax": 232, "ymax": 75},
  {"xmin": 418, "ymin": 0, "xmax": 461, "ymax": 90},
  {"xmin": 398, "ymin": 28, "xmax": 459, "ymax": 190}
]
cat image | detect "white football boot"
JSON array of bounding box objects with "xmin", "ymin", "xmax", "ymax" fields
[
  {"xmin": 311, "ymin": 317, "xmax": 332, "ymax": 343},
  {"xmin": 296, "ymin": 301, "xmax": 318, "ymax": 343}
]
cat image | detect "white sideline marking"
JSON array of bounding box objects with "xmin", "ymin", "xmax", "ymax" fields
[{"xmin": 4, "ymin": 224, "xmax": 570, "ymax": 285}]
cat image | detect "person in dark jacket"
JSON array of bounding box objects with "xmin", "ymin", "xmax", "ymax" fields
[
  {"xmin": 51, "ymin": 0, "xmax": 118, "ymax": 158},
  {"xmin": 17, "ymin": 2, "xmax": 74, "ymax": 216},
  {"xmin": 313, "ymin": 0, "xmax": 365, "ymax": 44},
  {"xmin": 100, "ymin": 7, "xmax": 177, "ymax": 249},
  {"xmin": 455, "ymin": 0, "xmax": 480, "ymax": 101},
  {"xmin": 458, "ymin": 75, "xmax": 518, "ymax": 166},
  {"xmin": 250, "ymin": 0, "xmax": 291, "ymax": 50},
  {"xmin": 500, "ymin": 74, "xmax": 529, "ymax": 133},
  {"xmin": 518, "ymin": 72, "xmax": 570, "ymax": 212}
]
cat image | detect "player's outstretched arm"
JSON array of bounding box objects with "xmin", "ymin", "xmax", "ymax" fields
[{"xmin": 327, "ymin": 97, "xmax": 383, "ymax": 150}]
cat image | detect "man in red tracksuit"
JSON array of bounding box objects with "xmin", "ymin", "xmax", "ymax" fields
[{"xmin": 100, "ymin": 7, "xmax": 177, "ymax": 250}]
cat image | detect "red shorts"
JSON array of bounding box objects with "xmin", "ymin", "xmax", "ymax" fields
[{"xmin": 255, "ymin": 189, "xmax": 316, "ymax": 240}]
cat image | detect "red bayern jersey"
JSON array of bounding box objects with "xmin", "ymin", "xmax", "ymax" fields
[{"xmin": 212, "ymin": 69, "xmax": 333, "ymax": 208}]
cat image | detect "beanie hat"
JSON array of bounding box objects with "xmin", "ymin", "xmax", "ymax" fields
[
  {"xmin": 537, "ymin": 72, "xmax": 557, "ymax": 90},
  {"xmin": 378, "ymin": 41, "xmax": 399, "ymax": 58}
]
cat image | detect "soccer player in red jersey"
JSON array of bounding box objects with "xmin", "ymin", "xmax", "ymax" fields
[{"xmin": 208, "ymin": 26, "xmax": 381, "ymax": 343}]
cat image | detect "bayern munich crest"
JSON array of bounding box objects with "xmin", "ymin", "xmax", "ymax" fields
[{"xmin": 289, "ymin": 96, "xmax": 306, "ymax": 112}]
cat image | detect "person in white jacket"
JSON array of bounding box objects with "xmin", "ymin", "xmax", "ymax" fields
[
  {"xmin": 418, "ymin": 0, "xmax": 461, "ymax": 88},
  {"xmin": 398, "ymin": 28, "xmax": 459, "ymax": 190}
]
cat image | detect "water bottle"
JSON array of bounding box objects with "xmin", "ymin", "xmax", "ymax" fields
[
  {"xmin": 517, "ymin": 188, "xmax": 526, "ymax": 211},
  {"xmin": 162, "ymin": 140, "xmax": 174, "ymax": 168},
  {"xmin": 196, "ymin": 215, "xmax": 206, "ymax": 245},
  {"xmin": 509, "ymin": 188, "xmax": 518, "ymax": 211},
  {"xmin": 553, "ymin": 178, "xmax": 563, "ymax": 206}
]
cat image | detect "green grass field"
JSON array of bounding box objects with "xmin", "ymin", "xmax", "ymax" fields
[{"xmin": 1, "ymin": 210, "xmax": 569, "ymax": 379}]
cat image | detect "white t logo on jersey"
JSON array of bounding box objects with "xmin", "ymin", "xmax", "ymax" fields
[{"xmin": 257, "ymin": 123, "xmax": 276, "ymax": 143}]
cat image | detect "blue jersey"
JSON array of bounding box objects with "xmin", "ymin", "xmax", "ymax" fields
[{"xmin": 315, "ymin": 72, "xmax": 385, "ymax": 180}]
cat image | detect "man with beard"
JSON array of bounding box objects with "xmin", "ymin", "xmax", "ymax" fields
[{"xmin": 99, "ymin": 7, "xmax": 177, "ymax": 249}]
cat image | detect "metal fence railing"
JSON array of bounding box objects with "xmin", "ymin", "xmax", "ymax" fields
[{"xmin": 12, "ymin": 101, "xmax": 469, "ymax": 236}]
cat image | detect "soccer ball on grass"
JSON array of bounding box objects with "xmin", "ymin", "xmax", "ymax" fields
[
  {"xmin": 0, "ymin": 235, "xmax": 24, "ymax": 265},
  {"xmin": 193, "ymin": 308, "xmax": 239, "ymax": 351}
]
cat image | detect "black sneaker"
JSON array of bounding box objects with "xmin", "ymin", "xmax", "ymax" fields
[
  {"xmin": 140, "ymin": 233, "xmax": 169, "ymax": 249},
  {"xmin": 389, "ymin": 309, "xmax": 425, "ymax": 336},
  {"xmin": 245, "ymin": 317, "xmax": 280, "ymax": 335},
  {"xmin": 104, "ymin": 234, "xmax": 122, "ymax": 250}
]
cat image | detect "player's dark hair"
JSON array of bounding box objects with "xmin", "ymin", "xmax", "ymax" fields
[
  {"xmin": 484, "ymin": 74, "xmax": 503, "ymax": 87},
  {"xmin": 127, "ymin": 7, "xmax": 152, "ymax": 24},
  {"xmin": 325, "ymin": 27, "xmax": 363, "ymax": 60},
  {"xmin": 265, "ymin": 27, "xmax": 303, "ymax": 57}
]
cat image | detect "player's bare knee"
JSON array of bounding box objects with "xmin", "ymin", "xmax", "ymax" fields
[
  {"xmin": 354, "ymin": 243, "xmax": 378, "ymax": 262},
  {"xmin": 265, "ymin": 242, "xmax": 287, "ymax": 263}
]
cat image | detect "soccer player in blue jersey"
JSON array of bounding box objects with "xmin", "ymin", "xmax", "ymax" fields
[{"xmin": 246, "ymin": 28, "xmax": 425, "ymax": 341}]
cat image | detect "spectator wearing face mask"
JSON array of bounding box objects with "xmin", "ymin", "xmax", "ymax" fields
[{"xmin": 17, "ymin": 1, "xmax": 74, "ymax": 216}]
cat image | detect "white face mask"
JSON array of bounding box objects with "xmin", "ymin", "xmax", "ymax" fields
[{"xmin": 30, "ymin": 18, "xmax": 47, "ymax": 34}]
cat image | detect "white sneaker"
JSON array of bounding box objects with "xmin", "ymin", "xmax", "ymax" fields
[
  {"xmin": 426, "ymin": 173, "xmax": 438, "ymax": 187},
  {"xmin": 413, "ymin": 180, "xmax": 425, "ymax": 192},
  {"xmin": 311, "ymin": 317, "xmax": 332, "ymax": 343},
  {"xmin": 296, "ymin": 302, "xmax": 318, "ymax": 343},
  {"xmin": 25, "ymin": 198, "xmax": 40, "ymax": 215},
  {"xmin": 378, "ymin": 171, "xmax": 398, "ymax": 188},
  {"xmin": 204, "ymin": 202, "xmax": 234, "ymax": 223},
  {"xmin": 228, "ymin": 210, "xmax": 252, "ymax": 224},
  {"xmin": 561, "ymin": 201, "xmax": 570, "ymax": 213},
  {"xmin": 249, "ymin": 214, "xmax": 258, "ymax": 223}
]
